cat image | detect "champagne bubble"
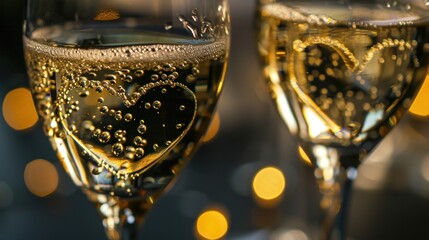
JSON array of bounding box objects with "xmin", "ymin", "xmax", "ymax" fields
[
  {"xmin": 97, "ymin": 97, "xmax": 104, "ymax": 104},
  {"xmin": 100, "ymin": 106, "xmax": 109, "ymax": 114},
  {"xmin": 138, "ymin": 125, "xmax": 147, "ymax": 134},
  {"xmin": 78, "ymin": 77, "xmax": 89, "ymax": 87},
  {"xmin": 135, "ymin": 69, "xmax": 144, "ymax": 77},
  {"xmin": 99, "ymin": 131, "xmax": 111, "ymax": 143},
  {"xmin": 115, "ymin": 113, "xmax": 123, "ymax": 121},
  {"xmin": 135, "ymin": 148, "xmax": 145, "ymax": 158},
  {"xmin": 88, "ymin": 72, "xmax": 97, "ymax": 78},
  {"xmin": 96, "ymin": 86, "xmax": 104, "ymax": 93},
  {"xmin": 107, "ymin": 125, "xmax": 113, "ymax": 130},
  {"xmin": 124, "ymin": 75, "xmax": 133, "ymax": 82},
  {"xmin": 167, "ymin": 74, "xmax": 176, "ymax": 81},
  {"xmin": 108, "ymin": 87, "xmax": 116, "ymax": 95},
  {"xmin": 105, "ymin": 74, "xmax": 117, "ymax": 81},
  {"xmin": 153, "ymin": 100, "xmax": 162, "ymax": 109},
  {"xmin": 144, "ymin": 103, "xmax": 151, "ymax": 109},
  {"xmin": 153, "ymin": 144, "xmax": 159, "ymax": 151},
  {"xmin": 151, "ymin": 74, "xmax": 159, "ymax": 81},
  {"xmin": 132, "ymin": 92, "xmax": 141, "ymax": 101},
  {"xmin": 92, "ymin": 129, "xmax": 101, "ymax": 137},
  {"xmin": 179, "ymin": 105, "xmax": 186, "ymax": 111},
  {"xmin": 161, "ymin": 73, "xmax": 168, "ymax": 80},
  {"xmin": 92, "ymin": 167, "xmax": 103, "ymax": 175},
  {"xmin": 124, "ymin": 113, "xmax": 133, "ymax": 122},
  {"xmin": 79, "ymin": 91, "xmax": 89, "ymax": 97},
  {"xmin": 112, "ymin": 143, "xmax": 124, "ymax": 156},
  {"xmin": 176, "ymin": 124, "xmax": 183, "ymax": 129},
  {"xmin": 134, "ymin": 136, "xmax": 147, "ymax": 146},
  {"xmin": 114, "ymin": 130, "xmax": 125, "ymax": 139},
  {"xmin": 140, "ymin": 120, "xmax": 145, "ymax": 125},
  {"xmin": 161, "ymin": 88, "xmax": 167, "ymax": 94},
  {"xmin": 166, "ymin": 141, "xmax": 172, "ymax": 146},
  {"xmin": 163, "ymin": 64, "xmax": 173, "ymax": 71},
  {"xmin": 117, "ymin": 86, "xmax": 126, "ymax": 94},
  {"xmin": 102, "ymin": 80, "xmax": 110, "ymax": 87}
]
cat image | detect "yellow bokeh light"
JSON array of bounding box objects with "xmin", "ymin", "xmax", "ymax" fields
[
  {"xmin": 196, "ymin": 209, "xmax": 229, "ymax": 240},
  {"xmin": 24, "ymin": 159, "xmax": 59, "ymax": 197},
  {"xmin": 252, "ymin": 166, "xmax": 286, "ymax": 202},
  {"xmin": 2, "ymin": 87, "xmax": 38, "ymax": 130},
  {"xmin": 298, "ymin": 146, "xmax": 313, "ymax": 167},
  {"xmin": 410, "ymin": 76, "xmax": 429, "ymax": 117},
  {"xmin": 203, "ymin": 112, "xmax": 220, "ymax": 142}
]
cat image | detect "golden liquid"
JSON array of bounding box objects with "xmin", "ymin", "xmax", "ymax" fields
[
  {"xmin": 258, "ymin": 2, "xmax": 429, "ymax": 167},
  {"xmin": 25, "ymin": 30, "xmax": 227, "ymax": 198}
]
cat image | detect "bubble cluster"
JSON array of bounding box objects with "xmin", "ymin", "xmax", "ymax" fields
[
  {"xmin": 260, "ymin": 1, "xmax": 427, "ymax": 147},
  {"xmin": 24, "ymin": 22, "xmax": 226, "ymax": 183}
]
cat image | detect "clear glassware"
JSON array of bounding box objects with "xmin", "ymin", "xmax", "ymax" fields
[
  {"xmin": 256, "ymin": 0, "xmax": 429, "ymax": 239},
  {"xmin": 23, "ymin": 0, "xmax": 230, "ymax": 239}
]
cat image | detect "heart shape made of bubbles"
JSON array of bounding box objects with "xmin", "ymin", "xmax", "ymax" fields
[
  {"xmin": 289, "ymin": 36, "xmax": 415, "ymax": 137},
  {"xmin": 58, "ymin": 68, "xmax": 197, "ymax": 179}
]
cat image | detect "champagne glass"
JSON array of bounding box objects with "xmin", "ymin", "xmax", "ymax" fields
[
  {"xmin": 23, "ymin": 0, "xmax": 230, "ymax": 239},
  {"xmin": 257, "ymin": 0, "xmax": 429, "ymax": 239}
]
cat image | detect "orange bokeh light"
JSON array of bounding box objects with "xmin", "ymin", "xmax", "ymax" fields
[
  {"xmin": 24, "ymin": 159, "xmax": 59, "ymax": 197},
  {"xmin": 2, "ymin": 87, "xmax": 38, "ymax": 130},
  {"xmin": 252, "ymin": 166, "xmax": 286, "ymax": 203},
  {"xmin": 195, "ymin": 209, "xmax": 229, "ymax": 240}
]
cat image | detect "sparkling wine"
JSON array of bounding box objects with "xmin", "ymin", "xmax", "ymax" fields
[
  {"xmin": 258, "ymin": 2, "xmax": 429, "ymax": 167},
  {"xmin": 25, "ymin": 27, "xmax": 227, "ymax": 198}
]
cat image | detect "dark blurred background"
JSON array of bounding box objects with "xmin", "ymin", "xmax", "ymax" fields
[{"xmin": 2, "ymin": 1, "xmax": 429, "ymax": 240}]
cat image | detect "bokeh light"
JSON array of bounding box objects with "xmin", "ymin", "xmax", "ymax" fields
[
  {"xmin": 203, "ymin": 112, "xmax": 221, "ymax": 142},
  {"xmin": 195, "ymin": 209, "xmax": 229, "ymax": 240},
  {"xmin": 409, "ymin": 76, "xmax": 429, "ymax": 117},
  {"xmin": 24, "ymin": 159, "xmax": 59, "ymax": 197},
  {"xmin": 2, "ymin": 87, "xmax": 38, "ymax": 130},
  {"xmin": 252, "ymin": 166, "xmax": 286, "ymax": 203}
]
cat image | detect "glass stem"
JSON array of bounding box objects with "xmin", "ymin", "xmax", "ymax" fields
[
  {"xmin": 85, "ymin": 190, "xmax": 152, "ymax": 240},
  {"xmin": 318, "ymin": 168, "xmax": 354, "ymax": 240},
  {"xmin": 101, "ymin": 200, "xmax": 145, "ymax": 240}
]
